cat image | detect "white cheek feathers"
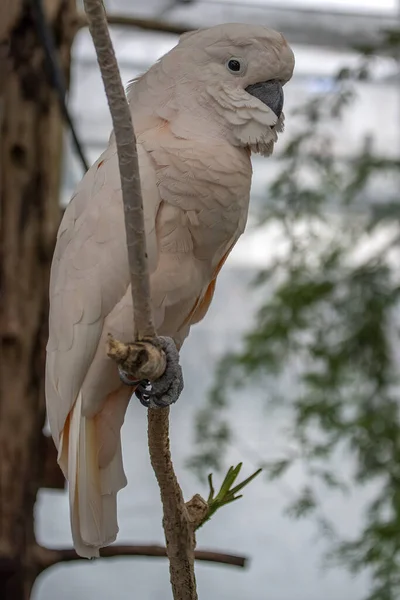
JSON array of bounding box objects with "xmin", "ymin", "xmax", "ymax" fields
[
  {"xmin": 233, "ymin": 113, "xmax": 281, "ymax": 156},
  {"xmin": 205, "ymin": 82, "xmax": 284, "ymax": 156}
]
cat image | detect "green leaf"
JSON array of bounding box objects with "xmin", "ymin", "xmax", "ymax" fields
[{"xmin": 197, "ymin": 465, "xmax": 262, "ymax": 530}]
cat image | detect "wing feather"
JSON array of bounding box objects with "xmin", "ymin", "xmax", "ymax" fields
[{"xmin": 46, "ymin": 142, "xmax": 162, "ymax": 447}]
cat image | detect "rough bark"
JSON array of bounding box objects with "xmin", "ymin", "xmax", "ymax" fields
[
  {"xmin": 148, "ymin": 409, "xmax": 199, "ymax": 600},
  {"xmin": 0, "ymin": 1, "xmax": 77, "ymax": 598},
  {"xmin": 0, "ymin": 0, "xmax": 23, "ymax": 95},
  {"xmin": 35, "ymin": 544, "xmax": 246, "ymax": 570}
]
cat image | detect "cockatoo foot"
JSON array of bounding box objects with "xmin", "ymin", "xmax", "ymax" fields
[{"xmin": 120, "ymin": 336, "xmax": 184, "ymax": 409}]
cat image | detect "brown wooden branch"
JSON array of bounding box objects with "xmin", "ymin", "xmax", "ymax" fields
[
  {"xmin": 185, "ymin": 494, "xmax": 209, "ymax": 529},
  {"xmin": 106, "ymin": 333, "xmax": 166, "ymax": 382},
  {"xmin": 76, "ymin": 13, "xmax": 188, "ymax": 36},
  {"xmin": 148, "ymin": 408, "xmax": 200, "ymax": 599},
  {"xmin": 35, "ymin": 544, "xmax": 246, "ymax": 573}
]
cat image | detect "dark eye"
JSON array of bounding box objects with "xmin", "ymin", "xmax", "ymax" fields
[
  {"xmin": 228, "ymin": 59, "xmax": 241, "ymax": 72},
  {"xmin": 226, "ymin": 57, "xmax": 245, "ymax": 75}
]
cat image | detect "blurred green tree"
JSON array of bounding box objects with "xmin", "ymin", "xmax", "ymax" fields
[{"xmin": 189, "ymin": 30, "xmax": 400, "ymax": 600}]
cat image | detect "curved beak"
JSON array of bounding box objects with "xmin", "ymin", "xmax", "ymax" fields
[{"xmin": 245, "ymin": 79, "xmax": 284, "ymax": 119}]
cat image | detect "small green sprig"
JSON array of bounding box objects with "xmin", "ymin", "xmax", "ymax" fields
[{"xmin": 197, "ymin": 463, "xmax": 262, "ymax": 530}]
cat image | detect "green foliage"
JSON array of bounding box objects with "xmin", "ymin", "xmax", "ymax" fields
[
  {"xmin": 197, "ymin": 463, "xmax": 262, "ymax": 529},
  {"xmin": 189, "ymin": 30, "xmax": 400, "ymax": 600}
]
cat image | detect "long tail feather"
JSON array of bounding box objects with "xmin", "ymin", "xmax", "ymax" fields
[{"xmin": 58, "ymin": 392, "xmax": 127, "ymax": 558}]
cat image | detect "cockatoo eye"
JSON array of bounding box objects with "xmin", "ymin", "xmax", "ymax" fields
[{"xmin": 226, "ymin": 57, "xmax": 246, "ymax": 75}]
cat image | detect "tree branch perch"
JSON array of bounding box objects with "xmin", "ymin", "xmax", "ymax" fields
[
  {"xmin": 35, "ymin": 544, "xmax": 246, "ymax": 572},
  {"xmin": 76, "ymin": 13, "xmax": 188, "ymax": 36},
  {"xmin": 148, "ymin": 409, "xmax": 204, "ymax": 599}
]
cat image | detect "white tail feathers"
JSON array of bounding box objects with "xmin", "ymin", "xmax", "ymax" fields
[{"xmin": 58, "ymin": 392, "xmax": 127, "ymax": 558}]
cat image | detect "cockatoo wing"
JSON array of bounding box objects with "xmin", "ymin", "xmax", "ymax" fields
[
  {"xmin": 45, "ymin": 141, "xmax": 161, "ymax": 449},
  {"xmin": 46, "ymin": 140, "xmax": 163, "ymax": 558}
]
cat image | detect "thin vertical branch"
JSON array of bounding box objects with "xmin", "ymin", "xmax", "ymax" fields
[
  {"xmin": 83, "ymin": 0, "xmax": 154, "ymax": 340},
  {"xmin": 148, "ymin": 408, "xmax": 198, "ymax": 600},
  {"xmin": 82, "ymin": 3, "xmax": 198, "ymax": 599}
]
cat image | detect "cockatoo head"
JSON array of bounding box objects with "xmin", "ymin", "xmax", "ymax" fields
[{"xmin": 130, "ymin": 23, "xmax": 295, "ymax": 155}]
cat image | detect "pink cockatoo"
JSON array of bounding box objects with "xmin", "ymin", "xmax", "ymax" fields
[{"xmin": 46, "ymin": 23, "xmax": 295, "ymax": 558}]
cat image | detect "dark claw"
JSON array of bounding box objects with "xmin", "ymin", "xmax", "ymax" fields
[
  {"xmin": 134, "ymin": 379, "xmax": 176, "ymax": 409},
  {"xmin": 134, "ymin": 380, "xmax": 153, "ymax": 407},
  {"xmin": 119, "ymin": 369, "xmax": 170, "ymax": 408}
]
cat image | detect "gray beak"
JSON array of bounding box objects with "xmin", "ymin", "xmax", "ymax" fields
[{"xmin": 245, "ymin": 79, "xmax": 284, "ymax": 119}]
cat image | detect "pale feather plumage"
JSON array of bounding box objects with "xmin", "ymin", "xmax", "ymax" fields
[{"xmin": 45, "ymin": 23, "xmax": 294, "ymax": 558}]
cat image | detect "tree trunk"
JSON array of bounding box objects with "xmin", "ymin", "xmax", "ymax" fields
[{"xmin": 0, "ymin": 1, "xmax": 78, "ymax": 598}]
